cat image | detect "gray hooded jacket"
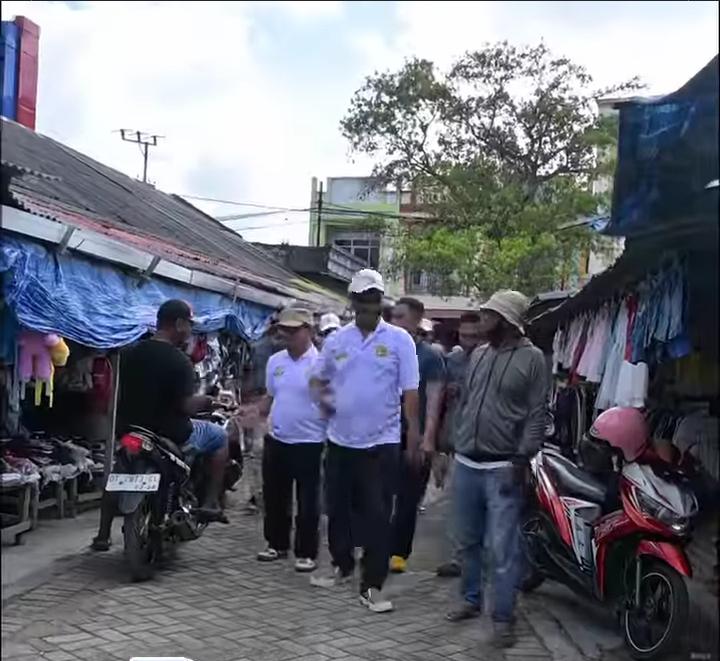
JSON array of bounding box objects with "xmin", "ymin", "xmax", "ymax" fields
[{"xmin": 454, "ymin": 337, "xmax": 548, "ymax": 463}]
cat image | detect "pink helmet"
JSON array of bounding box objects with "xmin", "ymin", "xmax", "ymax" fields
[{"xmin": 589, "ymin": 407, "xmax": 649, "ymax": 462}]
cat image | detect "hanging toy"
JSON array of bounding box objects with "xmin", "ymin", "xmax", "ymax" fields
[{"xmin": 17, "ymin": 330, "xmax": 70, "ymax": 407}]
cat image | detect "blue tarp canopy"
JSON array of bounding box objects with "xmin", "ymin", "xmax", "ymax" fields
[
  {"xmin": 607, "ymin": 56, "xmax": 719, "ymax": 237},
  {"xmin": 1, "ymin": 236, "xmax": 273, "ymax": 348}
]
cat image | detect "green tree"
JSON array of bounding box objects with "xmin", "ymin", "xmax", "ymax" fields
[{"xmin": 341, "ymin": 42, "xmax": 639, "ymax": 298}]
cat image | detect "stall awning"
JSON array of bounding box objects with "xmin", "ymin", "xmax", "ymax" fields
[
  {"xmin": 607, "ymin": 56, "xmax": 719, "ymax": 237},
  {"xmin": 1, "ymin": 236, "xmax": 273, "ymax": 348}
]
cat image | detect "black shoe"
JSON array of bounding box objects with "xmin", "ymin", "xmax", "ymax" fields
[
  {"xmin": 436, "ymin": 561, "xmax": 461, "ymax": 578},
  {"xmin": 491, "ymin": 622, "xmax": 516, "ymax": 648},
  {"xmin": 90, "ymin": 537, "xmax": 111, "ymax": 552},
  {"xmin": 446, "ymin": 602, "xmax": 481, "ymax": 622}
]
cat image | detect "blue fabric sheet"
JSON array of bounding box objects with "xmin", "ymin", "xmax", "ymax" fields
[
  {"xmin": 607, "ymin": 57, "xmax": 718, "ymax": 236},
  {"xmin": 1, "ymin": 236, "xmax": 274, "ymax": 348}
]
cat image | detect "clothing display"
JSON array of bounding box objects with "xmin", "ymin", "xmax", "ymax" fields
[
  {"xmin": 553, "ymin": 258, "xmax": 690, "ymax": 411},
  {"xmin": 0, "ymin": 434, "xmax": 105, "ymax": 491}
]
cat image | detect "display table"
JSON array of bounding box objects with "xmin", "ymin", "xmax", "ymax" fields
[{"xmin": 0, "ymin": 482, "xmax": 35, "ymax": 545}]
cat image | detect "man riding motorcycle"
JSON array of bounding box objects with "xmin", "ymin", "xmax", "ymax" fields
[{"xmin": 91, "ymin": 300, "xmax": 229, "ymax": 551}]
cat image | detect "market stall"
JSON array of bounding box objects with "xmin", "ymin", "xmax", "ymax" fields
[
  {"xmin": 530, "ymin": 55, "xmax": 718, "ymax": 597},
  {"xmin": 0, "ymin": 236, "xmax": 272, "ymax": 545}
]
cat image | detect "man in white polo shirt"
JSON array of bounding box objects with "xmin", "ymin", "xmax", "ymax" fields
[
  {"xmin": 243, "ymin": 307, "xmax": 326, "ymax": 573},
  {"xmin": 310, "ymin": 269, "xmax": 421, "ymax": 613}
]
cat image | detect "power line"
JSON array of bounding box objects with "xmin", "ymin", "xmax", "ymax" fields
[
  {"xmin": 181, "ymin": 194, "xmax": 306, "ymax": 213},
  {"xmin": 179, "ymin": 192, "xmax": 440, "ymax": 222}
]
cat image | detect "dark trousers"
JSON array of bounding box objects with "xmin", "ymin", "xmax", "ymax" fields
[
  {"xmin": 325, "ymin": 441, "xmax": 399, "ymax": 592},
  {"xmin": 262, "ymin": 435, "xmax": 323, "ymax": 559},
  {"xmin": 391, "ymin": 456, "xmax": 431, "ymax": 559}
]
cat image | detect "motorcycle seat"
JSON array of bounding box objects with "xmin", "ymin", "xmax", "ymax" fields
[{"xmin": 544, "ymin": 452, "xmax": 608, "ymax": 505}]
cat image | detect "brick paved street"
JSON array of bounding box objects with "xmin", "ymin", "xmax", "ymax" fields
[{"xmin": 1, "ymin": 493, "xmax": 716, "ymax": 661}]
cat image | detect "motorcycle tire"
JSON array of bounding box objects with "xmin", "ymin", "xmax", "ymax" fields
[
  {"xmin": 519, "ymin": 515, "xmax": 545, "ymax": 593},
  {"xmin": 622, "ymin": 560, "xmax": 689, "ymax": 660},
  {"xmin": 123, "ymin": 502, "xmax": 155, "ymax": 582}
]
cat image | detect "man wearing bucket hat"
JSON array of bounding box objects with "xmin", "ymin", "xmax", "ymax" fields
[
  {"xmin": 448, "ymin": 290, "xmax": 547, "ymax": 648},
  {"xmin": 310, "ymin": 269, "xmax": 421, "ymax": 614}
]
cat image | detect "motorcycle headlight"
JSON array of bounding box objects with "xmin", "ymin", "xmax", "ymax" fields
[{"xmin": 635, "ymin": 490, "xmax": 693, "ymax": 535}]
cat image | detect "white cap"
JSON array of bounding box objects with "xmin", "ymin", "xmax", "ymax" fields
[
  {"xmin": 419, "ymin": 318, "xmax": 434, "ymax": 333},
  {"xmin": 318, "ymin": 313, "xmax": 341, "ymax": 333},
  {"xmin": 479, "ymin": 290, "xmax": 529, "ymax": 334},
  {"xmin": 349, "ymin": 268, "xmax": 385, "ymax": 294}
]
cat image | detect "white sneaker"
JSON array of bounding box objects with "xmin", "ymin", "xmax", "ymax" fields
[
  {"xmin": 310, "ymin": 566, "xmax": 352, "ymax": 588},
  {"xmin": 257, "ymin": 547, "xmax": 288, "ymax": 562},
  {"xmin": 295, "ymin": 558, "xmax": 317, "ymax": 573},
  {"xmin": 359, "ymin": 588, "xmax": 394, "ymax": 613}
]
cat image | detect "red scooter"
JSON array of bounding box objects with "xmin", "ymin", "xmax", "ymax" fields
[{"xmin": 521, "ymin": 407, "xmax": 698, "ymax": 660}]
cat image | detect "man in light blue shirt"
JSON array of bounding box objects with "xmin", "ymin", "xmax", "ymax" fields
[
  {"xmin": 240, "ymin": 307, "xmax": 326, "ymax": 573},
  {"xmin": 310, "ymin": 269, "xmax": 421, "ymax": 614}
]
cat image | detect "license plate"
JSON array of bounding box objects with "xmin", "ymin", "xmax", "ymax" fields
[{"xmin": 105, "ymin": 473, "xmax": 161, "ymax": 492}]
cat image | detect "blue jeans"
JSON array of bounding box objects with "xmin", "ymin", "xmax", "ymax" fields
[
  {"xmin": 187, "ymin": 419, "xmax": 227, "ymax": 454},
  {"xmin": 452, "ymin": 459, "xmax": 523, "ymax": 623}
]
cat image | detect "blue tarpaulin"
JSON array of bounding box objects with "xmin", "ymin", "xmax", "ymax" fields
[
  {"xmin": 1, "ymin": 236, "xmax": 274, "ymax": 348},
  {"xmin": 607, "ymin": 56, "xmax": 719, "ymax": 236}
]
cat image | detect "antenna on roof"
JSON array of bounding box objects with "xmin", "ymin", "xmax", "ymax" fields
[{"xmin": 114, "ymin": 129, "xmax": 164, "ymax": 183}]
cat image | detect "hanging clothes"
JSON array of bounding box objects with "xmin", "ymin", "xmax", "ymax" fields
[{"xmin": 595, "ymin": 301, "xmax": 629, "ymax": 411}]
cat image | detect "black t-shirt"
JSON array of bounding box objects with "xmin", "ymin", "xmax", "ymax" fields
[{"xmin": 118, "ymin": 339, "xmax": 195, "ymax": 444}]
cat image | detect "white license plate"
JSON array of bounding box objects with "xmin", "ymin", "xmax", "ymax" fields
[{"xmin": 105, "ymin": 473, "xmax": 161, "ymax": 492}]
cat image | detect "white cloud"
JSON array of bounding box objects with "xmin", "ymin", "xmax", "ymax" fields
[
  {"xmin": 2, "ymin": 0, "xmax": 353, "ymax": 245},
  {"xmin": 2, "ymin": 0, "xmax": 718, "ymax": 249},
  {"xmin": 355, "ymin": 1, "xmax": 719, "ymax": 94}
]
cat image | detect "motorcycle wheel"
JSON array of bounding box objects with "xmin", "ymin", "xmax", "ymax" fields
[
  {"xmin": 519, "ymin": 515, "xmax": 546, "ymax": 593},
  {"xmin": 623, "ymin": 561, "xmax": 689, "ymax": 660},
  {"xmin": 123, "ymin": 501, "xmax": 156, "ymax": 582}
]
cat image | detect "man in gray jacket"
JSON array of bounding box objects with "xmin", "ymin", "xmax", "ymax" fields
[{"xmin": 449, "ymin": 290, "xmax": 547, "ymax": 648}]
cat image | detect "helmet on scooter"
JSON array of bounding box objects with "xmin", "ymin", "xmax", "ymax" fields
[{"xmin": 588, "ymin": 407, "xmax": 649, "ymax": 462}]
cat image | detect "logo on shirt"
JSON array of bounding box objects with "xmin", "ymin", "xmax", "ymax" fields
[
  {"xmin": 333, "ymin": 351, "xmax": 349, "ymax": 363},
  {"xmin": 273, "ymin": 366, "xmax": 285, "ymax": 377},
  {"xmin": 375, "ymin": 344, "xmax": 389, "ymax": 358}
]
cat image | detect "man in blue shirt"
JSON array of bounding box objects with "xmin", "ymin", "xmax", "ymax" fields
[
  {"xmin": 389, "ymin": 298, "xmax": 446, "ymax": 574},
  {"xmin": 310, "ymin": 269, "xmax": 421, "ymax": 613}
]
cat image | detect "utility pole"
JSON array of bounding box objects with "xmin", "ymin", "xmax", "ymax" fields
[
  {"xmin": 116, "ymin": 129, "xmax": 164, "ymax": 183},
  {"xmin": 315, "ymin": 180, "xmax": 324, "ymax": 247}
]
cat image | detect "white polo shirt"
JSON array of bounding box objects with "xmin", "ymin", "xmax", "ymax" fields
[
  {"xmin": 266, "ymin": 345, "xmax": 326, "ymax": 444},
  {"xmin": 312, "ymin": 320, "xmax": 419, "ymax": 449}
]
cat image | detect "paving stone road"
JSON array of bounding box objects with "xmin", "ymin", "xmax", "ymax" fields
[{"xmin": 1, "ymin": 494, "xmax": 716, "ymax": 661}]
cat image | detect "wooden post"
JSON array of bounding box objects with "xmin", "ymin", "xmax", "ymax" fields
[{"xmin": 104, "ymin": 351, "xmax": 121, "ymax": 481}]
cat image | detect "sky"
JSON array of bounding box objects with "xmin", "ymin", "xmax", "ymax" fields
[{"xmin": 3, "ymin": 0, "xmax": 718, "ymax": 245}]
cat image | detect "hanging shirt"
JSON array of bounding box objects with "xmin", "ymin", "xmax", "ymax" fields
[
  {"xmin": 266, "ymin": 345, "xmax": 326, "ymax": 444},
  {"xmin": 312, "ymin": 320, "xmax": 419, "ymax": 449}
]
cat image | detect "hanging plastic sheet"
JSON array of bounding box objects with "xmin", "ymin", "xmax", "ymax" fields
[
  {"xmin": 1, "ymin": 236, "xmax": 274, "ymax": 348},
  {"xmin": 608, "ymin": 56, "xmax": 718, "ymax": 236}
]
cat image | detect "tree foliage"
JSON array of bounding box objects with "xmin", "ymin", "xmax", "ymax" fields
[{"xmin": 341, "ymin": 42, "xmax": 640, "ymax": 298}]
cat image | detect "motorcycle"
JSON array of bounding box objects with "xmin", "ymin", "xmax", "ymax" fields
[
  {"xmin": 521, "ymin": 415, "xmax": 699, "ymax": 660},
  {"xmin": 105, "ymin": 408, "xmax": 242, "ymax": 582}
]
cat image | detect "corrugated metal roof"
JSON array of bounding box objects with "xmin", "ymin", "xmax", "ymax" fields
[{"xmin": 1, "ymin": 117, "xmax": 343, "ymax": 310}]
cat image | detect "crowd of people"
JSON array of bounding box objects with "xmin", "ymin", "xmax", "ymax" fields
[
  {"xmin": 236, "ymin": 268, "xmax": 546, "ymax": 648},
  {"xmin": 91, "ymin": 267, "xmax": 546, "ymax": 649}
]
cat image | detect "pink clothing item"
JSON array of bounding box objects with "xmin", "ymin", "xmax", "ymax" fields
[
  {"xmin": 576, "ymin": 305, "xmax": 613, "ymax": 383},
  {"xmin": 18, "ymin": 330, "xmax": 54, "ymax": 383}
]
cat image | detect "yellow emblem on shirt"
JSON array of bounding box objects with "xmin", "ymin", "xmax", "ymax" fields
[
  {"xmin": 334, "ymin": 351, "xmax": 349, "ymax": 362},
  {"xmin": 273, "ymin": 366, "xmax": 285, "ymax": 377},
  {"xmin": 375, "ymin": 344, "xmax": 389, "ymax": 358}
]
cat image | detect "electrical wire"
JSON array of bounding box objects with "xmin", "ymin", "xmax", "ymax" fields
[{"xmin": 178, "ymin": 192, "xmax": 441, "ymax": 223}]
